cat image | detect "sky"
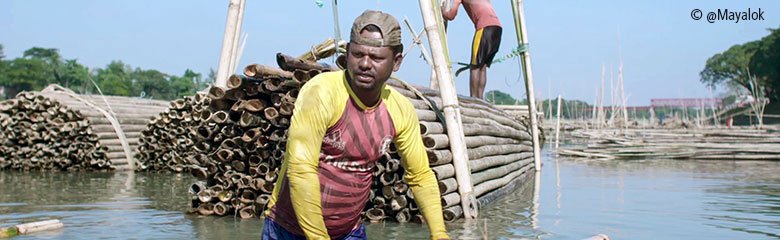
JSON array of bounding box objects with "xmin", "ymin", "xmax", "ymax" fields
[{"xmin": 1, "ymin": 0, "xmax": 778, "ymax": 106}]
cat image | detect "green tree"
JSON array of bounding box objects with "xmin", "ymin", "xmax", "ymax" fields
[
  {"xmin": 1, "ymin": 45, "xmax": 214, "ymax": 100},
  {"xmin": 169, "ymin": 69, "xmax": 203, "ymax": 99},
  {"xmin": 750, "ymin": 28, "xmax": 780, "ymax": 101},
  {"xmin": 540, "ymin": 98, "xmax": 593, "ymax": 119},
  {"xmin": 1, "ymin": 57, "xmax": 50, "ymax": 97},
  {"xmin": 94, "ymin": 60, "xmax": 134, "ymax": 96},
  {"xmin": 132, "ymin": 68, "xmax": 170, "ymax": 99},
  {"xmin": 701, "ymin": 28, "xmax": 780, "ymax": 101},
  {"xmin": 700, "ymin": 40, "xmax": 759, "ymax": 91},
  {"xmin": 59, "ymin": 59, "xmax": 90, "ymax": 90},
  {"xmin": 23, "ymin": 47, "xmax": 64, "ymax": 86},
  {"xmin": 485, "ymin": 90, "xmax": 521, "ymax": 105}
]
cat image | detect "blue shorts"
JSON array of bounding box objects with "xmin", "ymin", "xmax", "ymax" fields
[{"xmin": 261, "ymin": 218, "xmax": 367, "ymax": 240}]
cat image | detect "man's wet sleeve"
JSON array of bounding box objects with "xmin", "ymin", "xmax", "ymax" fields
[
  {"xmin": 393, "ymin": 99, "xmax": 450, "ymax": 240},
  {"xmin": 285, "ymin": 83, "xmax": 332, "ymax": 239}
]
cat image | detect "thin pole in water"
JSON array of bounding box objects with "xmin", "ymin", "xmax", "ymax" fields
[{"xmin": 555, "ymin": 95, "xmax": 562, "ymax": 149}]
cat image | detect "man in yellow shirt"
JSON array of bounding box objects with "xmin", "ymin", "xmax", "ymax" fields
[{"xmin": 262, "ymin": 10, "xmax": 450, "ymax": 240}]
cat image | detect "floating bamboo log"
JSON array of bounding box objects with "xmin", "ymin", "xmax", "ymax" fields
[
  {"xmin": 0, "ymin": 219, "xmax": 64, "ymax": 238},
  {"xmin": 0, "ymin": 86, "xmax": 168, "ymax": 171}
]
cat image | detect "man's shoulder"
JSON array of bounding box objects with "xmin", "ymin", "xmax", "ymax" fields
[
  {"xmin": 383, "ymin": 84, "xmax": 414, "ymax": 110},
  {"xmin": 382, "ymin": 84, "xmax": 419, "ymax": 127},
  {"xmin": 299, "ymin": 70, "xmax": 346, "ymax": 95},
  {"xmin": 305, "ymin": 70, "xmax": 344, "ymax": 88}
]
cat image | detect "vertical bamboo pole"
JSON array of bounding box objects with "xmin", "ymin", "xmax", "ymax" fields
[
  {"xmin": 591, "ymin": 87, "xmax": 597, "ymax": 127},
  {"xmin": 619, "ymin": 61, "xmax": 628, "ymax": 129},
  {"xmin": 215, "ymin": 0, "xmax": 241, "ymax": 87},
  {"xmin": 555, "ymin": 95, "xmax": 562, "ymax": 149},
  {"xmin": 331, "ymin": 0, "xmax": 342, "ymax": 62},
  {"xmin": 419, "ymin": 0, "xmax": 478, "ymax": 219},
  {"xmin": 510, "ymin": 0, "xmax": 542, "ymax": 171},
  {"xmin": 598, "ymin": 65, "xmax": 606, "ymax": 129},
  {"xmin": 227, "ymin": 0, "xmax": 246, "ymax": 75}
]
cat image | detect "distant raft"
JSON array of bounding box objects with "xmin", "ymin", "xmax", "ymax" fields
[{"xmin": 0, "ymin": 85, "xmax": 168, "ymax": 171}]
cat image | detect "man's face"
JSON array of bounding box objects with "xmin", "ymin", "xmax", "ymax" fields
[{"xmin": 346, "ymin": 30, "xmax": 403, "ymax": 95}]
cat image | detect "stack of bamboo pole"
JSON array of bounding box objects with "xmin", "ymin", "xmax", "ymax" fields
[
  {"xmin": 187, "ymin": 53, "xmax": 332, "ymax": 218},
  {"xmin": 558, "ymin": 128, "xmax": 780, "ymax": 160},
  {"xmin": 135, "ymin": 93, "xmax": 210, "ymax": 172},
  {"xmin": 361, "ymin": 80, "xmax": 537, "ymax": 222},
  {"xmin": 185, "ymin": 52, "xmax": 537, "ymax": 222},
  {"xmin": 0, "ymin": 87, "xmax": 169, "ymax": 171}
]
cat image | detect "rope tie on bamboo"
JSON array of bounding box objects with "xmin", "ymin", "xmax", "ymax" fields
[
  {"xmin": 455, "ymin": 44, "xmax": 530, "ymax": 77},
  {"xmin": 41, "ymin": 84, "xmax": 136, "ymax": 170},
  {"xmin": 309, "ymin": 46, "xmax": 319, "ymax": 61}
]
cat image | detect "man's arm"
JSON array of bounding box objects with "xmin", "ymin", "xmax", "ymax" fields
[
  {"xmin": 441, "ymin": 0, "xmax": 462, "ymax": 21},
  {"xmin": 394, "ymin": 99, "xmax": 450, "ymax": 240},
  {"xmin": 285, "ymin": 83, "xmax": 332, "ymax": 239}
]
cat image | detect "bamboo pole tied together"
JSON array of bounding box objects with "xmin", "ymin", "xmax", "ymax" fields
[{"xmin": 418, "ymin": 0, "xmax": 478, "ymax": 219}]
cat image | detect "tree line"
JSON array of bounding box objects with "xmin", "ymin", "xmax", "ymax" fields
[
  {"xmin": 0, "ymin": 44, "xmax": 212, "ymax": 100},
  {"xmin": 700, "ymin": 27, "xmax": 779, "ymax": 102}
]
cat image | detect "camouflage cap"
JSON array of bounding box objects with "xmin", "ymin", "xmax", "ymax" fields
[{"xmin": 350, "ymin": 10, "xmax": 402, "ymax": 47}]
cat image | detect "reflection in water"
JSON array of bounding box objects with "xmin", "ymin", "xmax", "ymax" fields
[
  {"xmin": 0, "ymin": 171, "xmax": 197, "ymax": 239},
  {"xmin": 703, "ymin": 178, "xmax": 780, "ymax": 238},
  {"xmin": 538, "ymin": 152, "xmax": 780, "ymax": 240},
  {"xmin": 1, "ymin": 148, "xmax": 779, "ymax": 239}
]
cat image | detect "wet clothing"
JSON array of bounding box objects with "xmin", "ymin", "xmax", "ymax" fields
[
  {"xmin": 471, "ymin": 26, "xmax": 502, "ymax": 67},
  {"xmin": 442, "ymin": 0, "xmax": 502, "ymax": 30},
  {"xmin": 262, "ymin": 218, "xmax": 367, "ymax": 240},
  {"xmin": 264, "ymin": 70, "xmax": 448, "ymax": 240},
  {"xmin": 442, "ymin": 0, "xmax": 503, "ymax": 68}
]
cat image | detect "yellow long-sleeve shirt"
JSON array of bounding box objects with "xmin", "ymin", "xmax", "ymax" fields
[{"xmin": 265, "ymin": 70, "xmax": 449, "ymax": 240}]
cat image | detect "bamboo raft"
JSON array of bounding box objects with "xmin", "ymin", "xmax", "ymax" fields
[
  {"xmin": 179, "ymin": 51, "xmax": 537, "ymax": 222},
  {"xmin": 0, "ymin": 85, "xmax": 169, "ymax": 171},
  {"xmin": 558, "ymin": 128, "xmax": 780, "ymax": 160}
]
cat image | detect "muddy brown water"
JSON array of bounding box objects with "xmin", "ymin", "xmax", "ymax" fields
[{"xmin": 1, "ymin": 147, "xmax": 779, "ymax": 239}]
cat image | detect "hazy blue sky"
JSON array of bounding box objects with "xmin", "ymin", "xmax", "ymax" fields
[{"xmin": 1, "ymin": 1, "xmax": 778, "ymax": 105}]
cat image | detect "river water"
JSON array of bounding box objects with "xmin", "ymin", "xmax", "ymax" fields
[{"xmin": 1, "ymin": 147, "xmax": 779, "ymax": 239}]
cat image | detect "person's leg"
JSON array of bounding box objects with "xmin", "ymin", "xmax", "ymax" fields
[
  {"xmin": 469, "ymin": 66, "xmax": 480, "ymax": 98},
  {"xmin": 479, "ymin": 65, "xmax": 488, "ymax": 99},
  {"xmin": 478, "ymin": 26, "xmax": 502, "ymax": 100},
  {"xmin": 470, "ymin": 28, "xmax": 484, "ymax": 98}
]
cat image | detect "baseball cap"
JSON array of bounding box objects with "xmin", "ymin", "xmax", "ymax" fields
[{"xmin": 350, "ymin": 10, "xmax": 402, "ymax": 47}]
